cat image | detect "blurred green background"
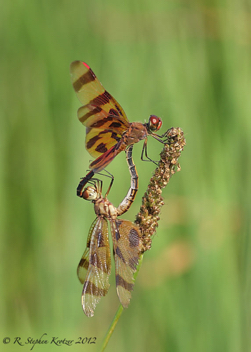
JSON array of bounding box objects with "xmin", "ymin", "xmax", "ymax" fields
[{"xmin": 1, "ymin": 0, "xmax": 251, "ymax": 351}]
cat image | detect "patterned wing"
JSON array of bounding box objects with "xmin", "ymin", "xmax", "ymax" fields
[
  {"xmin": 70, "ymin": 61, "xmax": 130, "ymax": 159},
  {"xmin": 77, "ymin": 217, "xmax": 111, "ymax": 317},
  {"xmin": 111, "ymin": 219, "xmax": 142, "ymax": 308},
  {"xmin": 77, "ymin": 218, "xmax": 94, "ymax": 284}
]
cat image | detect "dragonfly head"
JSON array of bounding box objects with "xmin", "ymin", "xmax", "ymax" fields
[
  {"xmin": 147, "ymin": 115, "xmax": 162, "ymax": 132},
  {"xmin": 82, "ymin": 186, "xmax": 99, "ymax": 201}
]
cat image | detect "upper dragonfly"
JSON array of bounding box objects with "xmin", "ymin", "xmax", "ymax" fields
[{"xmin": 70, "ymin": 61, "xmax": 166, "ymax": 196}]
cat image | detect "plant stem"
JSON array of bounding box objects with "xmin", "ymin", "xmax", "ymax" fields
[
  {"xmin": 100, "ymin": 305, "xmax": 124, "ymax": 352},
  {"xmin": 100, "ymin": 255, "xmax": 144, "ymax": 351}
]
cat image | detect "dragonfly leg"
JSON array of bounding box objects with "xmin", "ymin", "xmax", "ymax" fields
[
  {"xmin": 141, "ymin": 138, "xmax": 159, "ymax": 165},
  {"xmin": 151, "ymin": 132, "xmax": 168, "ymax": 144},
  {"xmin": 105, "ymin": 177, "xmax": 114, "ymax": 197},
  {"xmin": 87, "ymin": 178, "xmax": 103, "ymax": 192},
  {"xmin": 92, "ymin": 169, "xmax": 114, "ymax": 197}
]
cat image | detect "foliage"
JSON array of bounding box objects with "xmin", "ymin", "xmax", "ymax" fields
[{"xmin": 1, "ymin": 0, "xmax": 251, "ymax": 351}]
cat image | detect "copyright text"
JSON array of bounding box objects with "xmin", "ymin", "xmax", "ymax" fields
[{"xmin": 2, "ymin": 333, "xmax": 96, "ymax": 350}]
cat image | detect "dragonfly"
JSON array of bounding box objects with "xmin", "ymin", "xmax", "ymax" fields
[
  {"xmin": 77, "ymin": 146, "xmax": 141, "ymax": 317},
  {"xmin": 70, "ymin": 60, "xmax": 166, "ymax": 197}
]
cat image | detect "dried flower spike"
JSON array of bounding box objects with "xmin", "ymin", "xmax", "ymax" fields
[{"xmin": 135, "ymin": 127, "xmax": 186, "ymax": 252}]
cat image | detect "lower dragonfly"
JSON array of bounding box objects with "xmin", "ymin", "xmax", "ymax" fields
[{"xmin": 77, "ymin": 146, "xmax": 142, "ymax": 317}]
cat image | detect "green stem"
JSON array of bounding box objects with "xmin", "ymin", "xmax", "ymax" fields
[
  {"xmin": 100, "ymin": 255, "xmax": 144, "ymax": 351},
  {"xmin": 100, "ymin": 305, "xmax": 124, "ymax": 352}
]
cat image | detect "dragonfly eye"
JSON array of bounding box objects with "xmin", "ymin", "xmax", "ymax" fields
[
  {"xmin": 148, "ymin": 115, "xmax": 162, "ymax": 132},
  {"xmin": 82, "ymin": 186, "xmax": 98, "ymax": 200}
]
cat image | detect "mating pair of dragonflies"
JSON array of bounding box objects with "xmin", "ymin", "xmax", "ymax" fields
[{"xmin": 70, "ymin": 61, "xmax": 167, "ymax": 317}]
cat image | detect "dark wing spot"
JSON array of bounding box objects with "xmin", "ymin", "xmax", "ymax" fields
[
  {"xmin": 111, "ymin": 132, "xmax": 121, "ymax": 142},
  {"xmin": 89, "ymin": 253, "xmax": 98, "ymax": 267},
  {"xmin": 83, "ymin": 281, "xmax": 108, "ymax": 296},
  {"xmin": 90, "ymin": 144, "xmax": 118, "ymax": 168},
  {"xmin": 115, "ymin": 104, "xmax": 123, "ymax": 117},
  {"xmin": 115, "ymin": 246, "xmax": 125, "ymax": 263},
  {"xmin": 99, "ymin": 129, "xmax": 117, "ymax": 137},
  {"xmin": 79, "ymin": 106, "xmax": 102, "ymax": 123},
  {"xmin": 95, "ymin": 143, "xmax": 108, "ymax": 153},
  {"xmin": 116, "ymin": 274, "xmax": 134, "ymax": 291},
  {"xmin": 97, "ymin": 230, "xmax": 106, "ymax": 247},
  {"xmin": 73, "ymin": 70, "xmax": 96, "ymax": 92},
  {"xmin": 115, "ymin": 228, "xmax": 120, "ymax": 241},
  {"xmin": 109, "ymin": 108, "xmax": 120, "ymax": 117},
  {"xmin": 128, "ymin": 256, "xmax": 139, "ymax": 270},
  {"xmin": 87, "ymin": 135, "xmax": 101, "ymax": 149},
  {"xmin": 89, "ymin": 253, "xmax": 109, "ymax": 273},
  {"xmin": 109, "ymin": 122, "xmax": 122, "ymax": 128},
  {"xmin": 129, "ymin": 228, "xmax": 140, "ymax": 247},
  {"xmin": 90, "ymin": 116, "xmax": 113, "ymax": 128},
  {"xmin": 91, "ymin": 91, "xmax": 112, "ymax": 107},
  {"xmin": 98, "ymin": 129, "xmax": 121, "ymax": 142},
  {"xmin": 86, "ymin": 238, "xmax": 91, "ymax": 248},
  {"xmin": 115, "ymin": 220, "xmax": 122, "ymax": 240},
  {"xmin": 79, "ymin": 258, "xmax": 89, "ymax": 270}
]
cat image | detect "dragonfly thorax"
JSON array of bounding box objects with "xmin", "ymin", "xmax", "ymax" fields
[
  {"xmin": 94, "ymin": 197, "xmax": 118, "ymax": 219},
  {"xmin": 122, "ymin": 122, "xmax": 148, "ymax": 146}
]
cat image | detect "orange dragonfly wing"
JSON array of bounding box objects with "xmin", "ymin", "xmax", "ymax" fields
[
  {"xmin": 70, "ymin": 61, "xmax": 130, "ymax": 160},
  {"xmin": 111, "ymin": 219, "xmax": 142, "ymax": 308},
  {"xmin": 77, "ymin": 217, "xmax": 111, "ymax": 317}
]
